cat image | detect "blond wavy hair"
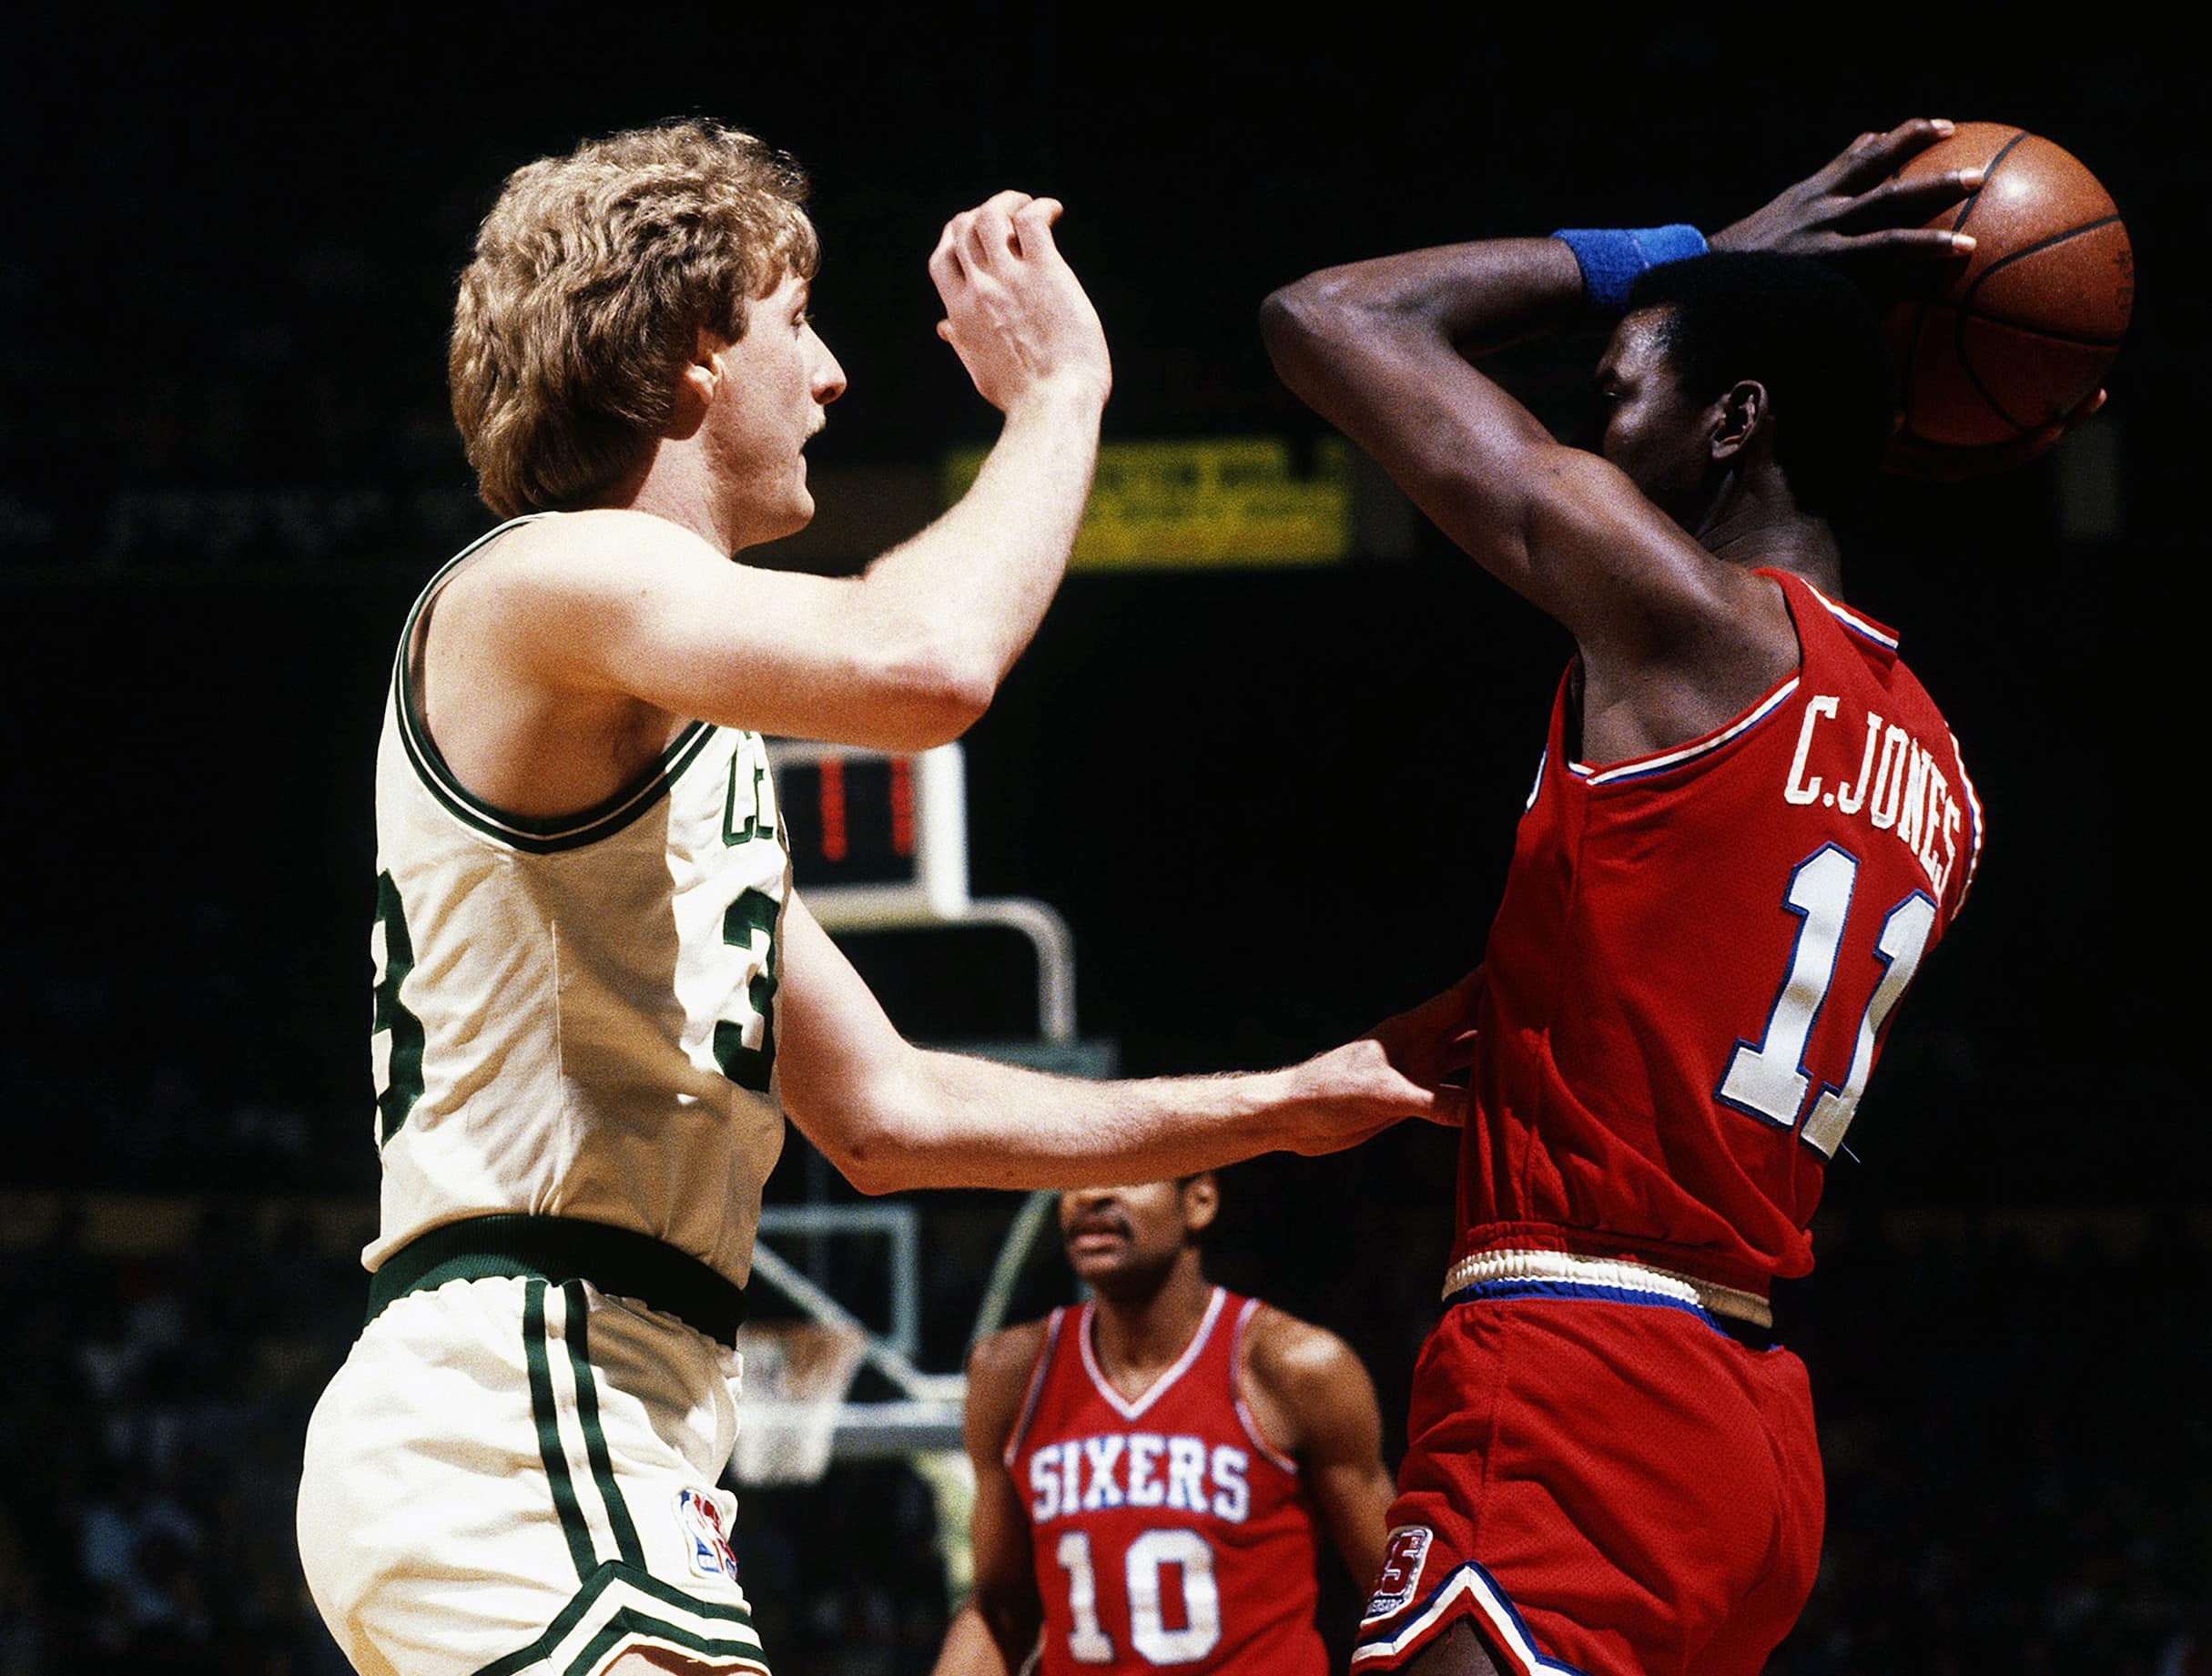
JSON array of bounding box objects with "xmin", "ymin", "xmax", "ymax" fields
[{"xmin": 449, "ymin": 121, "xmax": 820, "ymax": 518}]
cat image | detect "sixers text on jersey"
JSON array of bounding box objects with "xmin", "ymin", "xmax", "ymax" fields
[
  {"xmin": 940, "ymin": 1176, "xmax": 1397, "ymax": 1676},
  {"xmin": 1006, "ymin": 1292, "xmax": 1323, "ymax": 1675},
  {"xmin": 1026, "ymin": 1435, "xmax": 1253, "ymax": 1526}
]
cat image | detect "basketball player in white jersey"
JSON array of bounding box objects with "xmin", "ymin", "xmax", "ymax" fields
[{"xmin": 295, "ymin": 122, "xmax": 1474, "ymax": 1676}]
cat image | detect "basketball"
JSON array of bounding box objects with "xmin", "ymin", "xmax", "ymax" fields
[{"xmin": 1884, "ymin": 123, "xmax": 2132, "ymax": 472}]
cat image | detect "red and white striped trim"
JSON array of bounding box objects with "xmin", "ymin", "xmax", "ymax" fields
[
  {"xmin": 1801, "ymin": 578, "xmax": 1901, "ymax": 650},
  {"xmin": 1001, "ymin": 1307, "xmax": 1068, "ymax": 1468},
  {"xmin": 1227, "ymin": 1296, "xmax": 1297, "ymax": 1474},
  {"xmin": 1571, "ymin": 677, "xmax": 1800, "ymax": 785},
  {"xmin": 1078, "ymin": 1285, "xmax": 1226, "ymax": 1422},
  {"xmin": 1442, "ymin": 1247, "xmax": 1771, "ymax": 1328},
  {"xmin": 1950, "ymin": 726, "xmax": 1986, "ymax": 903},
  {"xmin": 1352, "ymin": 1560, "xmax": 1583, "ymax": 1675}
]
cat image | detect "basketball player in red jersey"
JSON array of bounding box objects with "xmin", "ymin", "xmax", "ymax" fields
[
  {"xmin": 1260, "ymin": 120, "xmax": 2105, "ymax": 1676},
  {"xmin": 930, "ymin": 1174, "xmax": 1395, "ymax": 1676}
]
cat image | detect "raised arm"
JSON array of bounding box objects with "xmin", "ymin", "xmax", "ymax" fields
[
  {"xmin": 1260, "ymin": 222, "xmax": 1744, "ymax": 675},
  {"xmin": 774, "ymin": 896, "xmax": 1476, "ymax": 1195},
  {"xmin": 427, "ymin": 192, "xmax": 1111, "ymax": 810},
  {"xmin": 1262, "ymin": 234, "xmax": 1633, "ymax": 629},
  {"xmin": 1258, "ymin": 121, "xmax": 1980, "ymax": 675},
  {"xmin": 587, "ymin": 192, "xmax": 1111, "ymax": 748}
]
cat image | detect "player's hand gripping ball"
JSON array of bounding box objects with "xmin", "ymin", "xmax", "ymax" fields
[{"xmin": 1884, "ymin": 123, "xmax": 2132, "ymax": 476}]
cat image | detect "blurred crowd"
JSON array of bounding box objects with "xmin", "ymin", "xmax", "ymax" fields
[
  {"xmin": 1764, "ymin": 1211, "xmax": 2209, "ymax": 1673},
  {"xmin": 0, "ymin": 1204, "xmax": 356, "ymax": 1674}
]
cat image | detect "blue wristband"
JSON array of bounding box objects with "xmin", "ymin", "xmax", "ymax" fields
[{"xmin": 1550, "ymin": 224, "xmax": 1708, "ymax": 313}]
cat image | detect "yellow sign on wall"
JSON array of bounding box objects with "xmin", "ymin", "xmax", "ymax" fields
[{"xmin": 943, "ymin": 436, "xmax": 1353, "ymax": 569}]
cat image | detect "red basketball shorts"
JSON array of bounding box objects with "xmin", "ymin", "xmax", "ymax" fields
[{"xmin": 1351, "ymin": 1284, "xmax": 1822, "ymax": 1676}]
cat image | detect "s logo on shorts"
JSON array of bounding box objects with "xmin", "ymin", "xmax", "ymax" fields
[
  {"xmin": 675, "ymin": 1488, "xmax": 741, "ymax": 1587},
  {"xmin": 1365, "ymin": 1525, "xmax": 1434, "ymax": 1620}
]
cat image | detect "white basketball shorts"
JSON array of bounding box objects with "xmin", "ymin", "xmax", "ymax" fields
[{"xmin": 299, "ymin": 1274, "xmax": 771, "ymax": 1676}]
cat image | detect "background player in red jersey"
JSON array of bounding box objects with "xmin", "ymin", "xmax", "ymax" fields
[
  {"xmin": 930, "ymin": 1174, "xmax": 1395, "ymax": 1676},
  {"xmin": 1259, "ymin": 121, "xmax": 2108, "ymax": 1676}
]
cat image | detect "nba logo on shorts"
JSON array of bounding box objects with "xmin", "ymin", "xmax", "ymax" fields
[
  {"xmin": 675, "ymin": 1488, "xmax": 741, "ymax": 1587},
  {"xmin": 1365, "ymin": 1526, "xmax": 1434, "ymax": 1620}
]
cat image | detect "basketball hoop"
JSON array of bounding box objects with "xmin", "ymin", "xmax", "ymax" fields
[{"xmin": 730, "ymin": 1318, "xmax": 868, "ymax": 1487}]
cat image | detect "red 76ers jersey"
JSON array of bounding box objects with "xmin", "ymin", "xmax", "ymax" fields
[
  {"xmin": 1005, "ymin": 1289, "xmax": 1326, "ymax": 1675},
  {"xmin": 1457, "ymin": 570, "xmax": 1982, "ymax": 1291}
]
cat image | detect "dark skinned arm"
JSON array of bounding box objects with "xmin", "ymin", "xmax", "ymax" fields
[
  {"xmin": 931, "ymin": 1323, "xmax": 1050, "ymax": 1676},
  {"xmin": 1260, "ymin": 119, "xmax": 1983, "ymax": 747},
  {"xmin": 1243, "ymin": 1308, "xmax": 1397, "ymax": 1594},
  {"xmin": 931, "ymin": 1604, "xmax": 1017, "ymax": 1676}
]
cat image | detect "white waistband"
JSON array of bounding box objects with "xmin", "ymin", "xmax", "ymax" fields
[{"xmin": 1442, "ymin": 1248, "xmax": 1773, "ymax": 1329}]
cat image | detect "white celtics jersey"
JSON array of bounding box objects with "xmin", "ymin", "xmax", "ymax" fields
[{"xmin": 366, "ymin": 518, "xmax": 789, "ymax": 1288}]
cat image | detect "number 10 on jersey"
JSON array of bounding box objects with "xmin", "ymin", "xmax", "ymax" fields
[{"xmin": 1055, "ymin": 1528, "xmax": 1221, "ymax": 1666}]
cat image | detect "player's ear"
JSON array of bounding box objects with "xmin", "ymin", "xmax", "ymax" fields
[
  {"xmin": 1180, "ymin": 1173, "xmax": 1220, "ymax": 1236},
  {"xmin": 665, "ymin": 329, "xmax": 722, "ymax": 440},
  {"xmin": 1710, "ymin": 379, "xmax": 1767, "ymax": 462}
]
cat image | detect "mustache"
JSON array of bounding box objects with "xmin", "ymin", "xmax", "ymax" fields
[{"xmin": 1064, "ymin": 1208, "xmax": 1132, "ymax": 1242}]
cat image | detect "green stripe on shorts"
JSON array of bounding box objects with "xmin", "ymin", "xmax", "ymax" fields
[
  {"xmin": 473, "ymin": 1562, "xmax": 766, "ymax": 1676},
  {"xmin": 523, "ymin": 1280, "xmax": 597, "ymax": 1580},
  {"xmin": 565, "ymin": 1609, "xmax": 770, "ymax": 1674},
  {"xmin": 562, "ymin": 1281, "xmax": 645, "ymax": 1567}
]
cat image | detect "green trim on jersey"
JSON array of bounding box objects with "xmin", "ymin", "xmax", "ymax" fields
[{"xmin": 391, "ymin": 515, "xmax": 718, "ymax": 854}]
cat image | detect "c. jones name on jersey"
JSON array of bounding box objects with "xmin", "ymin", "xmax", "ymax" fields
[
  {"xmin": 1029, "ymin": 1435, "xmax": 1253, "ymax": 1526},
  {"xmin": 1784, "ymin": 695, "xmax": 1965, "ymax": 898}
]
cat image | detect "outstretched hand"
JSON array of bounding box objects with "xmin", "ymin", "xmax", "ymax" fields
[
  {"xmin": 1275, "ymin": 967, "xmax": 1486, "ymax": 1159},
  {"xmin": 1371, "ymin": 964, "xmax": 1484, "ymax": 1127},
  {"xmin": 1710, "ymin": 118, "xmax": 1982, "ymax": 269}
]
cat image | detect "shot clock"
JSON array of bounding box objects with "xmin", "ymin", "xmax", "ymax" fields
[{"xmin": 764, "ymin": 740, "xmax": 972, "ymax": 929}]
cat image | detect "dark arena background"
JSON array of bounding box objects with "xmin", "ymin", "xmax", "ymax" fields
[{"xmin": 2, "ymin": 11, "xmax": 2202, "ymax": 1674}]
